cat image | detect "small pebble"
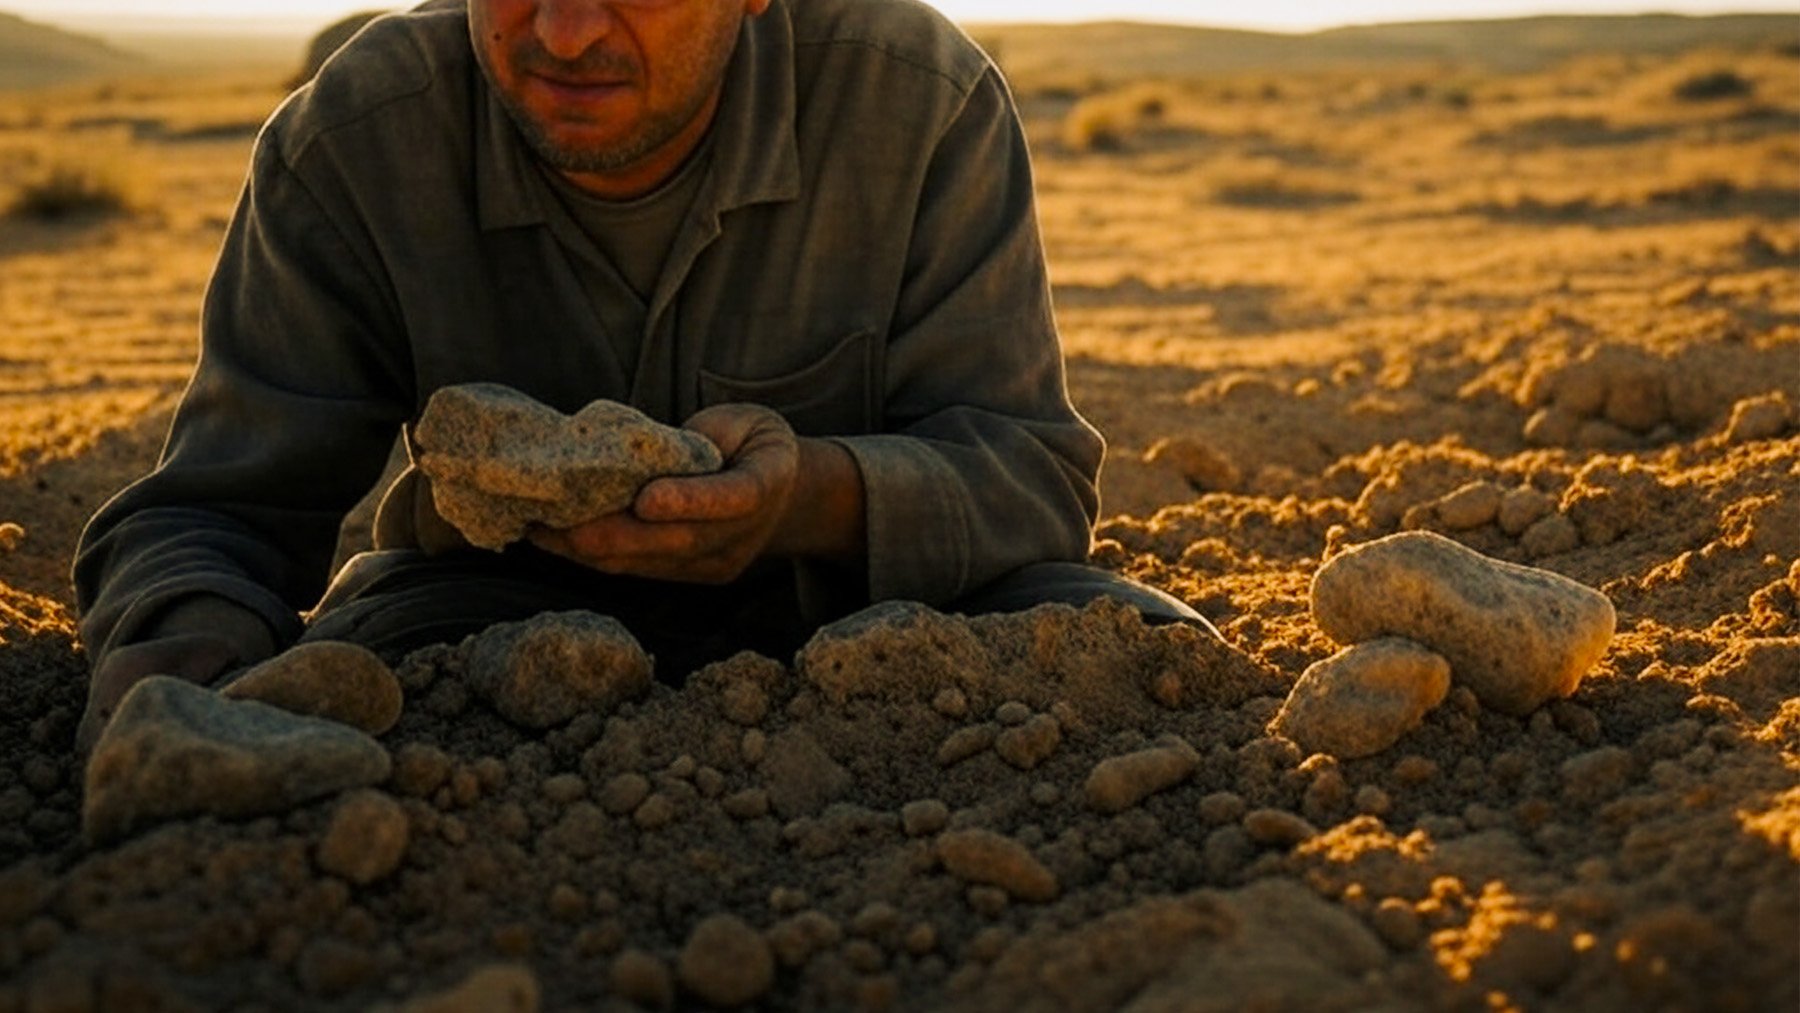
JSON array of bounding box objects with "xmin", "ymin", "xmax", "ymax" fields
[
  {"xmin": 1084, "ymin": 738, "xmax": 1198, "ymax": 813},
  {"xmin": 610, "ymin": 950, "xmax": 673, "ymax": 1010},
  {"xmin": 1243, "ymin": 808, "xmax": 1318, "ymax": 846},
  {"xmin": 936, "ymin": 724, "xmax": 996, "ymax": 767},
  {"xmin": 317, "ymin": 790, "xmax": 410, "ymax": 885},
  {"xmin": 936, "ymin": 829, "xmax": 1060, "ymax": 902},
  {"xmin": 902, "ymin": 799, "xmax": 950, "ymax": 837},
  {"xmin": 994, "ymin": 701, "xmax": 1032, "ymax": 726},
  {"xmin": 1497, "ymin": 487, "xmax": 1555, "ymax": 536},
  {"xmin": 932, "ymin": 688, "xmax": 969, "ymax": 719},
  {"xmin": 599, "ymin": 773, "xmax": 651, "ymax": 815},
  {"xmin": 994, "ymin": 715, "xmax": 1062, "ymax": 770},
  {"xmin": 541, "ymin": 774, "xmax": 586, "ymax": 805},
  {"xmin": 1199, "ymin": 791, "xmax": 1247, "ymax": 825},
  {"xmin": 677, "ymin": 914, "xmax": 774, "ymax": 1006},
  {"xmin": 722, "ymin": 789, "xmax": 770, "ymax": 820},
  {"xmin": 394, "ymin": 963, "xmax": 538, "ymax": 1013}
]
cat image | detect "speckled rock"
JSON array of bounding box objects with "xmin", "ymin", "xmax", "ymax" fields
[
  {"xmin": 461, "ymin": 611, "xmax": 652, "ymax": 729},
  {"xmin": 1269, "ymin": 638, "xmax": 1451, "ymax": 759},
  {"xmin": 413, "ymin": 383, "xmax": 721, "ymax": 550},
  {"xmin": 221, "ymin": 641, "xmax": 403, "ymax": 735},
  {"xmin": 84, "ymin": 677, "xmax": 391, "ymax": 845},
  {"xmin": 1311, "ymin": 532, "xmax": 1615, "ymax": 715},
  {"xmin": 677, "ymin": 914, "xmax": 775, "ymax": 1006}
]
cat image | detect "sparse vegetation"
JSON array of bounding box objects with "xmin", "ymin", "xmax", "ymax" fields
[
  {"xmin": 1673, "ymin": 68, "xmax": 1755, "ymax": 101},
  {"xmin": 5, "ymin": 145, "xmax": 148, "ymax": 221},
  {"xmin": 1060, "ymin": 83, "xmax": 1179, "ymax": 153}
]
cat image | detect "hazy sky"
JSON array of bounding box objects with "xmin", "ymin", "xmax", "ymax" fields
[{"xmin": 13, "ymin": 0, "xmax": 1799, "ymax": 33}]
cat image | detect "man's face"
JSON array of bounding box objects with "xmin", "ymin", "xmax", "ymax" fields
[{"xmin": 470, "ymin": 0, "xmax": 767, "ymax": 182}]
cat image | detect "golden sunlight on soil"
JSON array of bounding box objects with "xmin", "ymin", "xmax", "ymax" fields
[{"xmin": 1, "ymin": 44, "xmax": 1795, "ymax": 1013}]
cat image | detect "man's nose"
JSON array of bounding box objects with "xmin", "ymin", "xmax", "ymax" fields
[{"xmin": 533, "ymin": 0, "xmax": 618, "ymax": 61}]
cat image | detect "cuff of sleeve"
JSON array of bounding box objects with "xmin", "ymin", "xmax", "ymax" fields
[
  {"xmin": 829, "ymin": 434, "xmax": 970, "ymax": 606},
  {"xmin": 99, "ymin": 575, "xmax": 302, "ymax": 666}
]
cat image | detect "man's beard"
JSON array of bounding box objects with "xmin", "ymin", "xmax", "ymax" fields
[
  {"xmin": 492, "ymin": 34, "xmax": 729, "ymax": 177},
  {"xmin": 499, "ymin": 91, "xmax": 696, "ymax": 175}
]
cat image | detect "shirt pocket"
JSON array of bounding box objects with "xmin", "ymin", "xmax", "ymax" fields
[{"xmin": 697, "ymin": 329, "xmax": 879, "ymax": 436}]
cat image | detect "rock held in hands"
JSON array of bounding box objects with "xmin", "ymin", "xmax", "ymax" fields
[{"xmin": 413, "ymin": 383, "xmax": 722, "ymax": 550}]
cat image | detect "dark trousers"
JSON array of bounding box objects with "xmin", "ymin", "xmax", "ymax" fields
[{"xmin": 301, "ymin": 548, "xmax": 1212, "ymax": 677}]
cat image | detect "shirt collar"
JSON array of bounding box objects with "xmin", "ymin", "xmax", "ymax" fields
[{"xmin": 475, "ymin": 0, "xmax": 801, "ymax": 232}]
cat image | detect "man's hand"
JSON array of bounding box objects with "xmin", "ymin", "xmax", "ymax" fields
[{"xmin": 529, "ymin": 403, "xmax": 865, "ymax": 583}]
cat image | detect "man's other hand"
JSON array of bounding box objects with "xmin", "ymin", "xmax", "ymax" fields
[
  {"xmin": 76, "ymin": 634, "xmax": 241, "ymax": 754},
  {"xmin": 76, "ymin": 596, "xmax": 277, "ymax": 754},
  {"xmin": 529, "ymin": 403, "xmax": 865, "ymax": 583}
]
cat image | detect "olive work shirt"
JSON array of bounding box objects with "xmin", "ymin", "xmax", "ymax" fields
[{"xmin": 73, "ymin": 0, "xmax": 1105, "ymax": 667}]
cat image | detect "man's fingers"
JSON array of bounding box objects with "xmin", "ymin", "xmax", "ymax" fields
[
  {"xmin": 634, "ymin": 472, "xmax": 761, "ymax": 523},
  {"xmin": 530, "ymin": 513, "xmax": 703, "ymax": 562}
]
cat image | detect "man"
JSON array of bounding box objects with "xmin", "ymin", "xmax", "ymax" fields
[{"xmin": 74, "ymin": 0, "xmax": 1208, "ymax": 749}]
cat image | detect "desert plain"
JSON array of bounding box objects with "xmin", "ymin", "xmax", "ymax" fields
[{"xmin": 0, "ymin": 17, "xmax": 1797, "ymax": 1013}]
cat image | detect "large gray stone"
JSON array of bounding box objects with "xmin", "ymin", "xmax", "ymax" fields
[
  {"xmin": 1269, "ymin": 638, "xmax": 1450, "ymax": 758},
  {"xmin": 84, "ymin": 677, "xmax": 391, "ymax": 845},
  {"xmin": 1311, "ymin": 531, "xmax": 1615, "ymax": 716},
  {"xmin": 462, "ymin": 611, "xmax": 653, "ymax": 728},
  {"xmin": 414, "ymin": 383, "xmax": 722, "ymax": 550}
]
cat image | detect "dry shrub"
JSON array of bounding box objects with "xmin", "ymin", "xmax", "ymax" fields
[
  {"xmin": 1061, "ymin": 83, "xmax": 1177, "ymax": 153},
  {"xmin": 1063, "ymin": 96, "xmax": 1130, "ymax": 152},
  {"xmin": 1672, "ymin": 69, "xmax": 1754, "ymax": 102},
  {"xmin": 5, "ymin": 142, "xmax": 151, "ymax": 221}
]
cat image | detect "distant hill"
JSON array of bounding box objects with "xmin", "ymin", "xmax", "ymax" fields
[
  {"xmin": 975, "ymin": 13, "xmax": 1800, "ymax": 82},
  {"xmin": 0, "ymin": 10, "xmax": 140, "ymax": 89}
]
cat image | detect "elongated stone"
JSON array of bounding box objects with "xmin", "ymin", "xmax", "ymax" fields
[
  {"xmin": 221, "ymin": 640, "xmax": 403, "ymax": 735},
  {"xmin": 1311, "ymin": 531, "xmax": 1615, "ymax": 715},
  {"xmin": 936, "ymin": 829, "xmax": 1060, "ymax": 903}
]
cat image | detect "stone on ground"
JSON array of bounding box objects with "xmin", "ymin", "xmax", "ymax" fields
[
  {"xmin": 316, "ymin": 790, "xmax": 410, "ymax": 885},
  {"xmin": 83, "ymin": 677, "xmax": 391, "ymax": 845},
  {"xmin": 462, "ymin": 611, "xmax": 652, "ymax": 728},
  {"xmin": 677, "ymin": 913, "xmax": 775, "ymax": 1006},
  {"xmin": 1085, "ymin": 737, "xmax": 1199, "ymax": 813},
  {"xmin": 391, "ymin": 963, "xmax": 538, "ymax": 1013},
  {"xmin": 1269, "ymin": 638, "xmax": 1451, "ymax": 758},
  {"xmin": 1310, "ymin": 531, "xmax": 1615, "ymax": 715},
  {"xmin": 936, "ymin": 829, "xmax": 1060, "ymax": 902},
  {"xmin": 220, "ymin": 640, "xmax": 403, "ymax": 735},
  {"xmin": 413, "ymin": 383, "xmax": 721, "ymax": 550}
]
